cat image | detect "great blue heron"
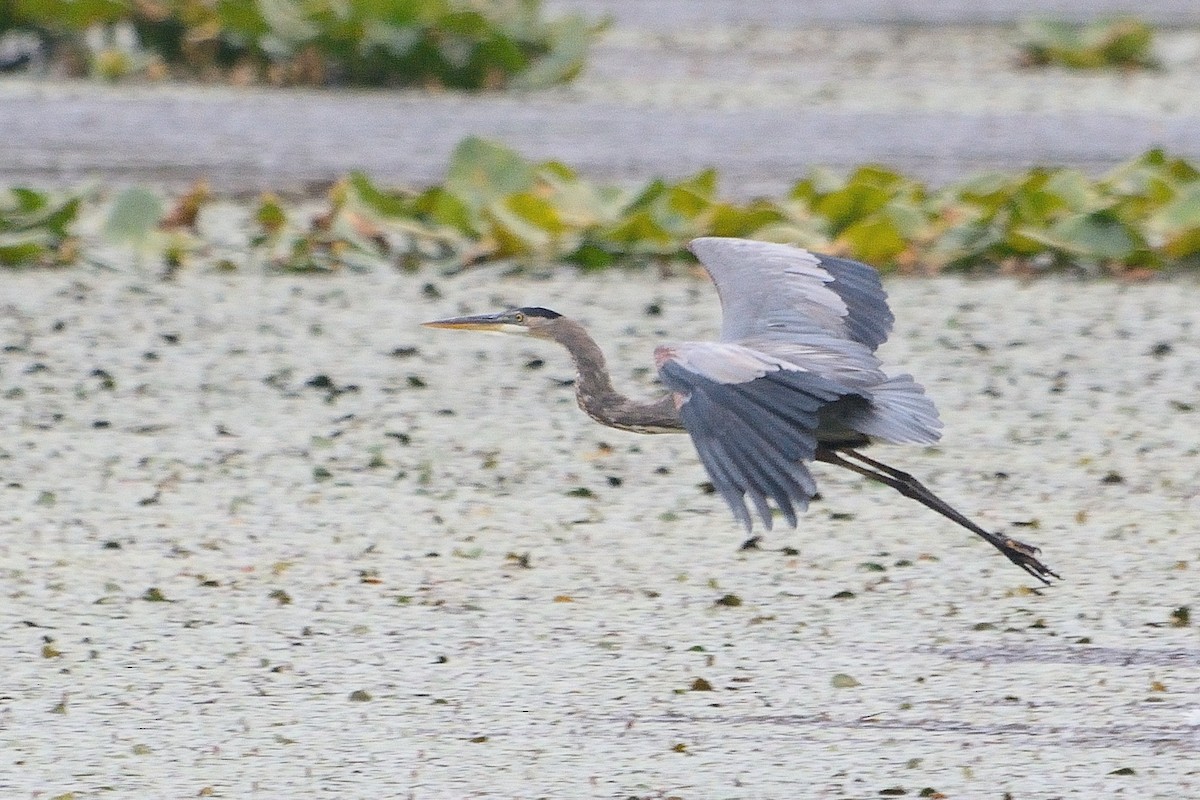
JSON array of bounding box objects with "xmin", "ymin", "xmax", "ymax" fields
[{"xmin": 425, "ymin": 237, "xmax": 1058, "ymax": 584}]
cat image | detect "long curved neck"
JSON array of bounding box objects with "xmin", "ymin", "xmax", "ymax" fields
[{"xmin": 544, "ymin": 318, "xmax": 682, "ymax": 434}]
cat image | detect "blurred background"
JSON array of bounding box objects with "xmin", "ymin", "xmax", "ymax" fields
[{"xmin": 3, "ymin": 1, "xmax": 1200, "ymax": 273}]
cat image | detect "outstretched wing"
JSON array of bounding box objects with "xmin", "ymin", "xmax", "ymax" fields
[
  {"xmin": 689, "ymin": 237, "xmax": 894, "ymax": 350},
  {"xmin": 656, "ymin": 342, "xmax": 857, "ymax": 531}
]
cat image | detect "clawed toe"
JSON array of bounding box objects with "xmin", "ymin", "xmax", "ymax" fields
[{"xmin": 999, "ymin": 536, "xmax": 1061, "ymax": 585}]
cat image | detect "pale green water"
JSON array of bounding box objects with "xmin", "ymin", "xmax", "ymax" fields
[{"xmin": 1, "ymin": 268, "xmax": 1197, "ymax": 798}]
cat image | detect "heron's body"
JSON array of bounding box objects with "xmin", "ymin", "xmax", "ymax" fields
[{"xmin": 425, "ymin": 237, "xmax": 1058, "ymax": 584}]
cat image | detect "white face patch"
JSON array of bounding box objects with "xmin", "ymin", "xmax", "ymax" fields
[{"xmin": 475, "ymin": 323, "xmax": 532, "ymax": 337}]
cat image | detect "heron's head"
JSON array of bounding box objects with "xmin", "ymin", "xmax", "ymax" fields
[{"xmin": 422, "ymin": 307, "xmax": 564, "ymax": 339}]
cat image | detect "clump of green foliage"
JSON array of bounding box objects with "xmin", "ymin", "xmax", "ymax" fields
[
  {"xmin": 1018, "ymin": 17, "xmax": 1159, "ymax": 70},
  {"xmin": 5, "ymin": 0, "xmax": 596, "ymax": 88},
  {"xmin": 4, "ymin": 139, "xmax": 1200, "ymax": 273},
  {"xmin": 0, "ymin": 187, "xmax": 80, "ymax": 266},
  {"xmin": 276, "ymin": 139, "xmax": 1200, "ymax": 273}
]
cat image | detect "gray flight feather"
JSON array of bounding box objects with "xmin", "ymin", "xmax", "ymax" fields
[
  {"xmin": 659, "ymin": 357, "xmax": 852, "ymax": 531},
  {"xmin": 689, "ymin": 237, "xmax": 895, "ymax": 350}
]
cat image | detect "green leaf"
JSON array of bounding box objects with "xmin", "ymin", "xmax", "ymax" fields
[
  {"xmin": 1154, "ymin": 185, "xmax": 1200, "ymax": 257},
  {"xmin": 512, "ymin": 13, "xmax": 592, "ymax": 89},
  {"xmin": 347, "ymin": 171, "xmax": 409, "ymax": 217},
  {"xmin": 256, "ymin": 0, "xmax": 322, "ymax": 46},
  {"xmin": 954, "ymin": 172, "xmax": 1015, "ymax": 202},
  {"xmin": 255, "ymin": 194, "xmax": 288, "ymax": 234},
  {"xmin": 624, "ymin": 178, "xmax": 669, "ymax": 212},
  {"xmin": 445, "ymin": 137, "xmax": 536, "ymax": 218},
  {"xmin": 506, "ymin": 192, "xmax": 567, "ymax": 234},
  {"xmin": 486, "ymin": 191, "xmax": 567, "ymax": 256},
  {"xmin": 846, "ymin": 164, "xmax": 909, "ymax": 191},
  {"xmin": 815, "ymin": 183, "xmax": 893, "ymax": 233},
  {"xmin": 663, "ymin": 169, "xmax": 719, "ymax": 225},
  {"xmin": 1154, "ymin": 184, "xmax": 1200, "ymax": 231},
  {"xmin": 422, "ymin": 188, "xmax": 476, "ymax": 234},
  {"xmin": 1107, "ymin": 149, "xmax": 1172, "ymax": 197},
  {"xmin": 363, "ymin": 22, "xmax": 423, "ymax": 59},
  {"xmin": 789, "ymin": 167, "xmax": 843, "ymax": 204},
  {"xmin": 0, "ymin": 233, "xmax": 49, "ymax": 266},
  {"xmin": 215, "ymin": 0, "xmax": 271, "ymax": 39},
  {"xmin": 839, "ymin": 214, "xmax": 906, "ymax": 264},
  {"xmin": 35, "ymin": 197, "xmax": 80, "ymax": 236},
  {"xmin": 597, "ymin": 210, "xmax": 674, "ymax": 252},
  {"xmin": 1019, "ymin": 210, "xmax": 1139, "ymax": 260},
  {"xmin": 14, "ymin": 0, "xmax": 126, "ymax": 28},
  {"xmin": 744, "ymin": 221, "xmax": 831, "ymax": 252},
  {"xmin": 538, "ymin": 170, "xmax": 629, "ymax": 228},
  {"xmin": 0, "ymin": 188, "xmax": 80, "ymax": 236},
  {"xmin": 104, "ymin": 187, "xmax": 164, "ymax": 246},
  {"xmin": 566, "ymin": 242, "xmax": 618, "ymax": 270},
  {"xmin": 1162, "ymin": 228, "xmax": 1200, "ymax": 259},
  {"xmin": 883, "ymin": 200, "xmax": 927, "ymax": 238},
  {"xmin": 672, "ymin": 168, "xmax": 718, "ymax": 203},
  {"xmin": 831, "ymin": 673, "xmax": 861, "ymax": 688},
  {"xmin": 708, "ymin": 201, "xmax": 785, "ymax": 238},
  {"xmin": 1095, "ymin": 18, "xmax": 1156, "ymax": 67},
  {"xmin": 1009, "ymin": 175, "xmax": 1072, "ymax": 225},
  {"xmin": 7, "ymin": 186, "xmax": 47, "ymax": 214},
  {"xmin": 930, "ymin": 218, "xmax": 1002, "ymax": 267},
  {"xmin": 1042, "ymin": 169, "xmax": 1095, "ymax": 211}
]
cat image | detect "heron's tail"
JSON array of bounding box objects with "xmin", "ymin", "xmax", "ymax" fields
[{"xmin": 848, "ymin": 374, "xmax": 943, "ymax": 445}]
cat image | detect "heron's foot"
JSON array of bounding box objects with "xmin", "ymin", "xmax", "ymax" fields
[
  {"xmin": 739, "ymin": 536, "xmax": 763, "ymax": 551},
  {"xmin": 992, "ymin": 533, "xmax": 1061, "ymax": 585}
]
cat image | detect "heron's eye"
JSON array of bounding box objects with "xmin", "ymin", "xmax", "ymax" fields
[{"xmin": 513, "ymin": 312, "xmax": 526, "ymax": 324}]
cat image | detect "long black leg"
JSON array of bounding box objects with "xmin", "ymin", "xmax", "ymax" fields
[{"xmin": 816, "ymin": 447, "xmax": 1059, "ymax": 584}]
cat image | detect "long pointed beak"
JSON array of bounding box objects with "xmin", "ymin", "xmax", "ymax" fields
[{"xmin": 422, "ymin": 312, "xmax": 514, "ymax": 333}]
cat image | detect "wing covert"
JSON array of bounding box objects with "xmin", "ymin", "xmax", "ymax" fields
[
  {"xmin": 657, "ymin": 346, "xmax": 855, "ymax": 531},
  {"xmin": 689, "ymin": 237, "xmax": 894, "ymax": 350}
]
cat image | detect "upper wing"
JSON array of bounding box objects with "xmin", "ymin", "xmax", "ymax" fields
[
  {"xmin": 689, "ymin": 237, "xmax": 894, "ymax": 350},
  {"xmin": 656, "ymin": 342, "xmax": 855, "ymax": 531}
]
